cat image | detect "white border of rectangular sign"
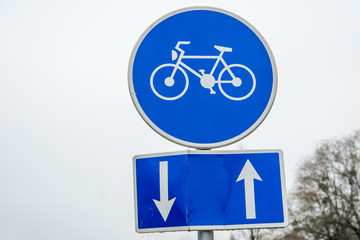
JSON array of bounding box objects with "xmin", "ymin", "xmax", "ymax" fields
[{"xmin": 133, "ymin": 149, "xmax": 288, "ymax": 233}]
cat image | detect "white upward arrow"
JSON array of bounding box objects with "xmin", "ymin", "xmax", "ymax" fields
[
  {"xmin": 153, "ymin": 161, "xmax": 176, "ymax": 222},
  {"xmin": 236, "ymin": 159, "xmax": 262, "ymax": 219}
]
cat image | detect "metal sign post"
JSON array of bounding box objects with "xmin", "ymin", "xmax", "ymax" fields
[
  {"xmin": 199, "ymin": 230, "xmax": 214, "ymax": 240},
  {"xmin": 128, "ymin": 6, "xmax": 286, "ymax": 240}
]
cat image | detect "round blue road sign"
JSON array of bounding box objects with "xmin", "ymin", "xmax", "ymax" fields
[{"xmin": 128, "ymin": 7, "xmax": 277, "ymax": 149}]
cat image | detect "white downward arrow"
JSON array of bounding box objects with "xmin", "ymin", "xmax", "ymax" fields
[
  {"xmin": 153, "ymin": 161, "xmax": 176, "ymax": 222},
  {"xmin": 236, "ymin": 159, "xmax": 262, "ymax": 219}
]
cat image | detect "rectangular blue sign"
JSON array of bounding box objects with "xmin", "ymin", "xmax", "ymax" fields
[{"xmin": 133, "ymin": 150, "xmax": 288, "ymax": 232}]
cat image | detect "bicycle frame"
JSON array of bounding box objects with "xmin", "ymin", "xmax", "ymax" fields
[{"xmin": 170, "ymin": 42, "xmax": 236, "ymax": 82}]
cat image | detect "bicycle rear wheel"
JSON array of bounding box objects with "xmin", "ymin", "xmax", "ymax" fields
[{"xmin": 218, "ymin": 64, "xmax": 256, "ymax": 101}]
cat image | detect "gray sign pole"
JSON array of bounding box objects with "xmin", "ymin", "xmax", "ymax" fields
[
  {"xmin": 198, "ymin": 146, "xmax": 214, "ymax": 240},
  {"xmin": 198, "ymin": 230, "xmax": 214, "ymax": 240}
]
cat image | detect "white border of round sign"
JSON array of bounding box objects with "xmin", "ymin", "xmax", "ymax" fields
[{"xmin": 128, "ymin": 6, "xmax": 278, "ymax": 149}]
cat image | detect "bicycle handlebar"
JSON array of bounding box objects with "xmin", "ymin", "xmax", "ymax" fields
[{"xmin": 175, "ymin": 41, "xmax": 191, "ymax": 52}]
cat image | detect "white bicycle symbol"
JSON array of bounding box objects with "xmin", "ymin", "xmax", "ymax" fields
[{"xmin": 150, "ymin": 41, "xmax": 256, "ymax": 101}]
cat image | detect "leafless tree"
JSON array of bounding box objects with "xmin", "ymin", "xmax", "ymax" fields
[
  {"xmin": 286, "ymin": 131, "xmax": 360, "ymax": 240},
  {"xmin": 230, "ymin": 228, "xmax": 288, "ymax": 240},
  {"xmin": 230, "ymin": 229, "xmax": 261, "ymax": 240}
]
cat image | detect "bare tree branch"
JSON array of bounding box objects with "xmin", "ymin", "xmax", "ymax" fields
[{"xmin": 282, "ymin": 131, "xmax": 360, "ymax": 240}]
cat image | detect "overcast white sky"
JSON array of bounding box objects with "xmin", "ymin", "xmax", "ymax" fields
[{"xmin": 1, "ymin": 0, "xmax": 360, "ymax": 239}]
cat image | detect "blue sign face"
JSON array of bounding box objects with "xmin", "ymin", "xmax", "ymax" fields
[
  {"xmin": 133, "ymin": 150, "xmax": 288, "ymax": 232},
  {"xmin": 129, "ymin": 7, "xmax": 277, "ymax": 148}
]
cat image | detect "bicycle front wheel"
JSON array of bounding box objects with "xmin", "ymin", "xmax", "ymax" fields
[
  {"xmin": 218, "ymin": 64, "xmax": 256, "ymax": 101},
  {"xmin": 150, "ymin": 63, "xmax": 189, "ymax": 101}
]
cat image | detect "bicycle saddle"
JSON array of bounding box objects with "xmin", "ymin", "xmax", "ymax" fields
[{"xmin": 214, "ymin": 45, "xmax": 232, "ymax": 52}]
